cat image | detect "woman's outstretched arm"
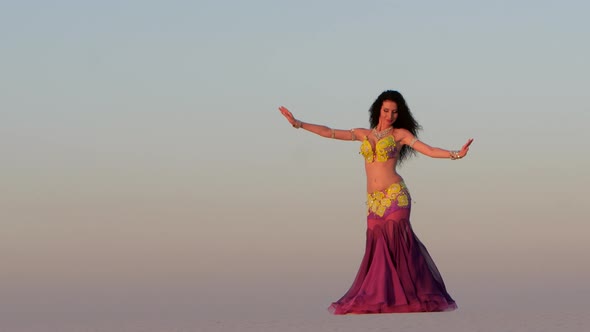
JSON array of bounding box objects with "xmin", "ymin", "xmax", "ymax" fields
[
  {"xmin": 279, "ymin": 106, "xmax": 368, "ymax": 141},
  {"xmin": 398, "ymin": 129, "xmax": 474, "ymax": 159}
]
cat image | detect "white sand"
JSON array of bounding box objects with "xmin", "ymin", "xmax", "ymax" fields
[{"xmin": 2, "ymin": 305, "xmax": 588, "ymax": 332}]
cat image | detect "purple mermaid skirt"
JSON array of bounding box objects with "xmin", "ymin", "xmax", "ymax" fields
[{"xmin": 329, "ymin": 182, "xmax": 457, "ymax": 314}]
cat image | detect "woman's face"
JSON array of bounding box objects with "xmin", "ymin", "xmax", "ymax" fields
[{"xmin": 380, "ymin": 100, "xmax": 398, "ymax": 126}]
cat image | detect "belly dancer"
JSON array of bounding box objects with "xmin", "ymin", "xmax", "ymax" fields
[{"xmin": 278, "ymin": 90, "xmax": 473, "ymax": 314}]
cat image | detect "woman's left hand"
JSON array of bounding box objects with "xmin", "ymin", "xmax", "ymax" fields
[{"xmin": 459, "ymin": 138, "xmax": 474, "ymax": 158}]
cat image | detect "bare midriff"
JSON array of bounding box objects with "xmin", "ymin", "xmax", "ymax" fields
[{"xmin": 365, "ymin": 158, "xmax": 403, "ymax": 193}]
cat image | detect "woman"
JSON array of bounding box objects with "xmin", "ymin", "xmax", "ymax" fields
[{"xmin": 278, "ymin": 90, "xmax": 473, "ymax": 314}]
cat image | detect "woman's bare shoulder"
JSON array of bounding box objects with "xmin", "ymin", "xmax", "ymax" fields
[
  {"xmin": 352, "ymin": 128, "xmax": 371, "ymax": 137},
  {"xmin": 393, "ymin": 128, "xmax": 414, "ymax": 144}
]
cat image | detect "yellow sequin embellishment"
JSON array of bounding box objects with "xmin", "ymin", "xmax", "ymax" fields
[
  {"xmin": 367, "ymin": 182, "xmax": 410, "ymax": 217},
  {"xmin": 397, "ymin": 194, "xmax": 409, "ymax": 207},
  {"xmin": 386, "ymin": 183, "xmax": 401, "ymax": 196},
  {"xmin": 360, "ymin": 136, "xmax": 397, "ymax": 163}
]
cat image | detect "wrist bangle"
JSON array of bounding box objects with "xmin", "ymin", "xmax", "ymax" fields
[
  {"xmin": 449, "ymin": 150, "xmax": 461, "ymax": 160},
  {"xmin": 292, "ymin": 120, "xmax": 302, "ymax": 129}
]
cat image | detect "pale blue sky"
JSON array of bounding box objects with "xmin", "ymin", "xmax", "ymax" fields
[{"xmin": 1, "ymin": 1, "xmax": 589, "ymax": 330}]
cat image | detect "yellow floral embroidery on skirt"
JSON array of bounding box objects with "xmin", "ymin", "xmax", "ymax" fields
[
  {"xmin": 367, "ymin": 182, "xmax": 410, "ymax": 217},
  {"xmin": 397, "ymin": 194, "xmax": 409, "ymax": 207}
]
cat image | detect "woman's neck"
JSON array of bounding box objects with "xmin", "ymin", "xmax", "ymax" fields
[{"xmin": 375, "ymin": 123, "xmax": 393, "ymax": 132}]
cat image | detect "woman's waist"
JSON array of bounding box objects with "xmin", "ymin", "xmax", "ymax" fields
[
  {"xmin": 366, "ymin": 181, "xmax": 411, "ymax": 216},
  {"xmin": 366, "ymin": 174, "xmax": 404, "ymax": 193},
  {"xmin": 367, "ymin": 180, "xmax": 409, "ymax": 197}
]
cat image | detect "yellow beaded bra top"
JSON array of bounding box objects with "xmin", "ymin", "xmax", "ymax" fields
[{"xmin": 360, "ymin": 135, "xmax": 398, "ymax": 163}]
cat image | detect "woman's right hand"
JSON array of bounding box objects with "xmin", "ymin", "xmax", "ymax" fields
[{"xmin": 278, "ymin": 106, "xmax": 297, "ymax": 127}]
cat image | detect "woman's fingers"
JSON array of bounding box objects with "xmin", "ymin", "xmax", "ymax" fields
[
  {"xmin": 458, "ymin": 139, "xmax": 474, "ymax": 158},
  {"xmin": 278, "ymin": 106, "xmax": 295, "ymax": 124},
  {"xmin": 463, "ymin": 138, "xmax": 474, "ymax": 149},
  {"xmin": 279, "ymin": 106, "xmax": 291, "ymax": 116},
  {"xmin": 460, "ymin": 139, "xmax": 473, "ymax": 151}
]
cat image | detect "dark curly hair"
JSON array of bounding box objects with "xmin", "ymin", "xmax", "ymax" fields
[{"xmin": 369, "ymin": 90, "xmax": 422, "ymax": 163}]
